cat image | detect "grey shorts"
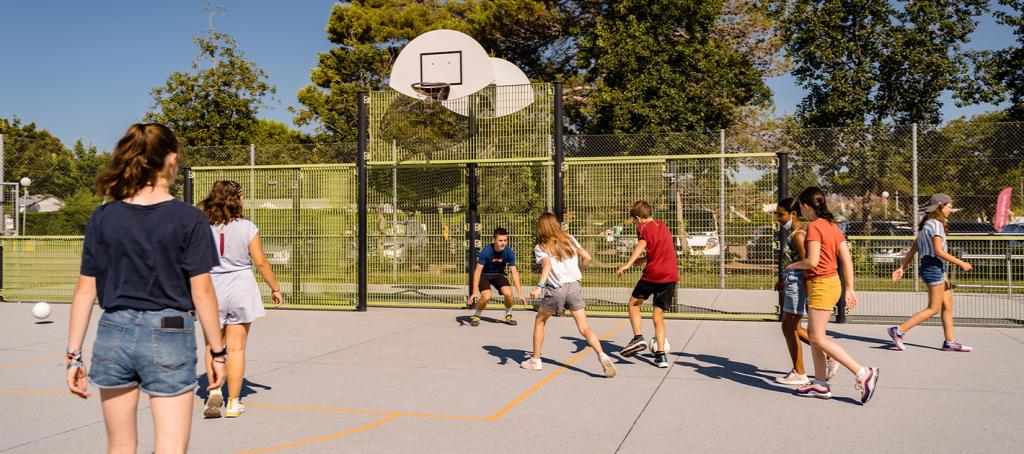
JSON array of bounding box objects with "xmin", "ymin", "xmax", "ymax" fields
[{"xmin": 539, "ymin": 281, "xmax": 585, "ymax": 316}]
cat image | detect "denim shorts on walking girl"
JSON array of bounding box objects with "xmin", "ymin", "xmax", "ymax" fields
[
  {"xmin": 782, "ymin": 270, "xmax": 807, "ymax": 316},
  {"xmin": 88, "ymin": 308, "xmax": 198, "ymax": 397},
  {"xmin": 918, "ymin": 255, "xmax": 947, "ymax": 287}
]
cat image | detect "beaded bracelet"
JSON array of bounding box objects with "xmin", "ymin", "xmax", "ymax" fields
[{"xmin": 66, "ymin": 359, "xmax": 83, "ymax": 369}]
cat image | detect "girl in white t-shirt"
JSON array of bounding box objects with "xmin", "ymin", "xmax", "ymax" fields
[
  {"xmin": 521, "ymin": 213, "xmax": 616, "ymax": 378},
  {"xmin": 198, "ymin": 180, "xmax": 284, "ymax": 418}
]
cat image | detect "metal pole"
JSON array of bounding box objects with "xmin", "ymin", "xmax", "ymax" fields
[
  {"xmin": 719, "ymin": 129, "xmax": 726, "ymax": 289},
  {"xmin": 293, "ymin": 168, "xmax": 304, "ymax": 304},
  {"xmin": 553, "ymin": 82, "xmax": 565, "ymax": 222},
  {"xmin": 777, "ymin": 151, "xmax": 789, "ymax": 322},
  {"xmin": 183, "ymin": 166, "xmax": 193, "ymax": 205},
  {"xmin": 22, "ymin": 187, "xmax": 27, "ymax": 235},
  {"xmin": 356, "ymin": 92, "xmax": 369, "ymax": 312},
  {"xmin": 249, "ymin": 143, "xmax": 255, "ymax": 203},
  {"xmin": 467, "ymin": 163, "xmax": 479, "ymax": 300},
  {"xmin": 392, "ymin": 140, "xmax": 398, "ymax": 282},
  {"xmin": 0, "ymin": 134, "xmax": 4, "ymax": 203},
  {"xmin": 912, "ymin": 123, "xmax": 919, "ymax": 293}
]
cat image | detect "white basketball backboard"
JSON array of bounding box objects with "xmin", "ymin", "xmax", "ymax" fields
[{"xmin": 389, "ymin": 29, "xmax": 494, "ymax": 101}]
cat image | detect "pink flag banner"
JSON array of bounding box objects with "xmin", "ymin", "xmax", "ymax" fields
[{"xmin": 995, "ymin": 187, "xmax": 1013, "ymax": 232}]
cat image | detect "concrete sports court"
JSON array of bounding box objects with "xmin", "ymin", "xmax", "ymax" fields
[{"xmin": 2, "ymin": 303, "xmax": 1021, "ymax": 453}]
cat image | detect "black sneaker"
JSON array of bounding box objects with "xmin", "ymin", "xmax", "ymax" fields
[
  {"xmin": 621, "ymin": 337, "xmax": 647, "ymax": 357},
  {"xmin": 655, "ymin": 351, "xmax": 669, "ymax": 368}
]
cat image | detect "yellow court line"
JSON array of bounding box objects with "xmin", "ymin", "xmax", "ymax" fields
[
  {"xmin": 0, "ymin": 389, "xmax": 70, "ymax": 396},
  {"xmin": 489, "ymin": 320, "xmax": 627, "ymax": 420},
  {"xmin": 243, "ymin": 402, "xmax": 488, "ymax": 421},
  {"xmin": 0, "ymin": 353, "xmax": 64, "ymax": 369},
  {"xmin": 237, "ymin": 414, "xmax": 401, "ymax": 454}
]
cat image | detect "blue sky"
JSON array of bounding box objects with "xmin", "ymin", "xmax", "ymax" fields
[{"xmin": 0, "ymin": 1, "xmax": 1016, "ymax": 150}]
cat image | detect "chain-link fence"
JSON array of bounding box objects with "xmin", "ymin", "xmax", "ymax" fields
[{"xmin": 2, "ymin": 119, "xmax": 1023, "ymax": 325}]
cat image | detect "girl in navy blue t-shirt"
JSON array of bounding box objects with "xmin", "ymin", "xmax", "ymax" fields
[{"xmin": 64, "ymin": 123, "xmax": 227, "ymax": 453}]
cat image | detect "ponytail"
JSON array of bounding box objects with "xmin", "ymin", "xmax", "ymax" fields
[{"xmin": 797, "ymin": 187, "xmax": 835, "ymax": 223}]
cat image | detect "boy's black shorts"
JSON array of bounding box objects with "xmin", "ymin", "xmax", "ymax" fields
[
  {"xmin": 479, "ymin": 273, "xmax": 511, "ymax": 292},
  {"xmin": 631, "ymin": 280, "xmax": 677, "ymax": 311}
]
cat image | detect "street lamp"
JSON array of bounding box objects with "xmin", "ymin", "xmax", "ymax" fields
[
  {"xmin": 19, "ymin": 177, "xmax": 31, "ymax": 235},
  {"xmin": 881, "ymin": 191, "xmax": 890, "ymax": 219}
]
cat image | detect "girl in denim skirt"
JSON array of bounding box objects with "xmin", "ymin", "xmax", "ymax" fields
[
  {"xmin": 888, "ymin": 194, "xmax": 974, "ymax": 352},
  {"xmin": 785, "ymin": 187, "xmax": 879, "ymax": 404},
  {"xmin": 774, "ymin": 198, "xmax": 813, "ymax": 385},
  {"xmin": 65, "ymin": 123, "xmax": 227, "ymax": 453}
]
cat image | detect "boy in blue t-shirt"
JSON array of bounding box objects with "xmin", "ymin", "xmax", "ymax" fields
[{"xmin": 469, "ymin": 227, "xmax": 526, "ymax": 326}]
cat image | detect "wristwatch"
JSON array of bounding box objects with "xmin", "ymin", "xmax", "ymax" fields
[{"xmin": 210, "ymin": 345, "xmax": 228, "ymax": 358}]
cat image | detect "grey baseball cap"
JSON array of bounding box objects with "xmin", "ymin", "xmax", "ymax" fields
[{"xmin": 920, "ymin": 193, "xmax": 952, "ymax": 214}]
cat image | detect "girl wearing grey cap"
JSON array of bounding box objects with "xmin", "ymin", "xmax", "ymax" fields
[{"xmin": 889, "ymin": 193, "xmax": 973, "ymax": 352}]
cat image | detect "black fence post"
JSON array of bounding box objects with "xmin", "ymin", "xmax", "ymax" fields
[
  {"xmin": 292, "ymin": 168, "xmax": 304, "ymax": 304},
  {"xmin": 357, "ymin": 92, "xmax": 368, "ymax": 312},
  {"xmin": 183, "ymin": 166, "xmax": 193, "ymax": 205},
  {"xmin": 0, "ymin": 240, "xmax": 5, "ymax": 302},
  {"xmin": 466, "ymin": 163, "xmax": 479, "ymax": 300},
  {"xmin": 553, "ymin": 82, "xmax": 565, "ymax": 222},
  {"xmin": 776, "ymin": 152, "xmax": 788, "ymax": 322}
]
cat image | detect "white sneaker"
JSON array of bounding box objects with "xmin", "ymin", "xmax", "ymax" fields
[
  {"xmin": 824, "ymin": 356, "xmax": 840, "ymax": 381},
  {"xmin": 775, "ymin": 369, "xmax": 811, "ymax": 386},
  {"xmin": 203, "ymin": 389, "xmax": 223, "ymax": 419},
  {"xmin": 520, "ymin": 357, "xmax": 542, "ymax": 371},
  {"xmin": 225, "ymin": 398, "xmax": 245, "ymax": 418},
  {"xmin": 599, "ymin": 353, "xmax": 617, "ymax": 378}
]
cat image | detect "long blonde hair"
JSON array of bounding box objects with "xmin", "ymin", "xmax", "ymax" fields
[{"xmin": 536, "ymin": 212, "xmax": 575, "ymax": 261}]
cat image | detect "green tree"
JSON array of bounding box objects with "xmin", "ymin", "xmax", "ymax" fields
[
  {"xmin": 961, "ymin": 1, "xmax": 1024, "ymax": 120},
  {"xmin": 298, "ymin": 1, "xmax": 776, "ymax": 137},
  {"xmin": 293, "ymin": 1, "xmax": 472, "ymax": 140},
  {"xmin": 778, "ymin": 0, "xmax": 987, "ymax": 126},
  {"xmin": 579, "ymin": 0, "xmax": 771, "ymax": 133},
  {"xmin": 0, "ymin": 117, "xmax": 78, "ymax": 199},
  {"xmin": 71, "ymin": 139, "xmax": 110, "ymax": 194},
  {"xmin": 146, "ymin": 31, "xmax": 275, "ymax": 146}
]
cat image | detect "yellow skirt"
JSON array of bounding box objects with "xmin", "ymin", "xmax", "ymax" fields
[{"xmin": 806, "ymin": 275, "xmax": 841, "ymax": 311}]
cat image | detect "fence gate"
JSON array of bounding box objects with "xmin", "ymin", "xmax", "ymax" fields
[
  {"xmin": 564, "ymin": 153, "xmax": 779, "ymax": 319},
  {"xmin": 191, "ymin": 165, "xmax": 358, "ymax": 310}
]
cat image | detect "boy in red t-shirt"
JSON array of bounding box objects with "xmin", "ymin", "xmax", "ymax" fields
[{"xmin": 616, "ymin": 200, "xmax": 679, "ymax": 367}]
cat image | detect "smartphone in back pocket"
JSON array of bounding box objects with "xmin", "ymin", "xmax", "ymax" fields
[{"xmin": 161, "ymin": 316, "xmax": 185, "ymax": 329}]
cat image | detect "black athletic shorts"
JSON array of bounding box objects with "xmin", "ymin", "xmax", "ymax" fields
[
  {"xmin": 479, "ymin": 273, "xmax": 511, "ymax": 293},
  {"xmin": 632, "ymin": 280, "xmax": 677, "ymax": 311}
]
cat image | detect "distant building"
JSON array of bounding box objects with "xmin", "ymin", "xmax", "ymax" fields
[{"xmin": 20, "ymin": 195, "xmax": 65, "ymax": 213}]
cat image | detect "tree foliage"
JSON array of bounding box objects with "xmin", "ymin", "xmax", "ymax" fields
[
  {"xmin": 146, "ymin": 31, "xmax": 278, "ymax": 146},
  {"xmin": 778, "ymin": 0, "xmax": 988, "ymax": 127},
  {"xmin": 961, "ymin": 1, "xmax": 1024, "ymax": 121},
  {"xmin": 296, "ymin": 0, "xmax": 776, "ymax": 138}
]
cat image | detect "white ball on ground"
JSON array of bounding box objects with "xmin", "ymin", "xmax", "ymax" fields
[
  {"xmin": 648, "ymin": 337, "xmax": 670, "ymax": 354},
  {"xmin": 32, "ymin": 302, "xmax": 51, "ymax": 320}
]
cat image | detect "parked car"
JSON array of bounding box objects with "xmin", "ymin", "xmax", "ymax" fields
[
  {"xmin": 838, "ymin": 221, "xmax": 914, "ymax": 268},
  {"xmin": 380, "ymin": 219, "xmax": 429, "ymax": 268},
  {"xmin": 613, "ymin": 208, "xmax": 721, "ymax": 260}
]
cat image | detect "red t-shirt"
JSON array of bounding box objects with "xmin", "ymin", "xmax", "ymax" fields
[
  {"xmin": 637, "ymin": 220, "xmax": 679, "ymax": 283},
  {"xmin": 804, "ymin": 218, "xmax": 845, "ymax": 280}
]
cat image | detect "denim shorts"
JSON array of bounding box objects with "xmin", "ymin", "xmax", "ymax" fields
[
  {"xmin": 782, "ymin": 270, "xmax": 807, "ymax": 316},
  {"xmin": 88, "ymin": 308, "xmax": 198, "ymax": 397},
  {"xmin": 919, "ymin": 255, "xmax": 947, "ymax": 287}
]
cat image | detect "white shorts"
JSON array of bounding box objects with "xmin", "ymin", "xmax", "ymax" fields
[{"xmin": 211, "ymin": 270, "xmax": 266, "ymax": 327}]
